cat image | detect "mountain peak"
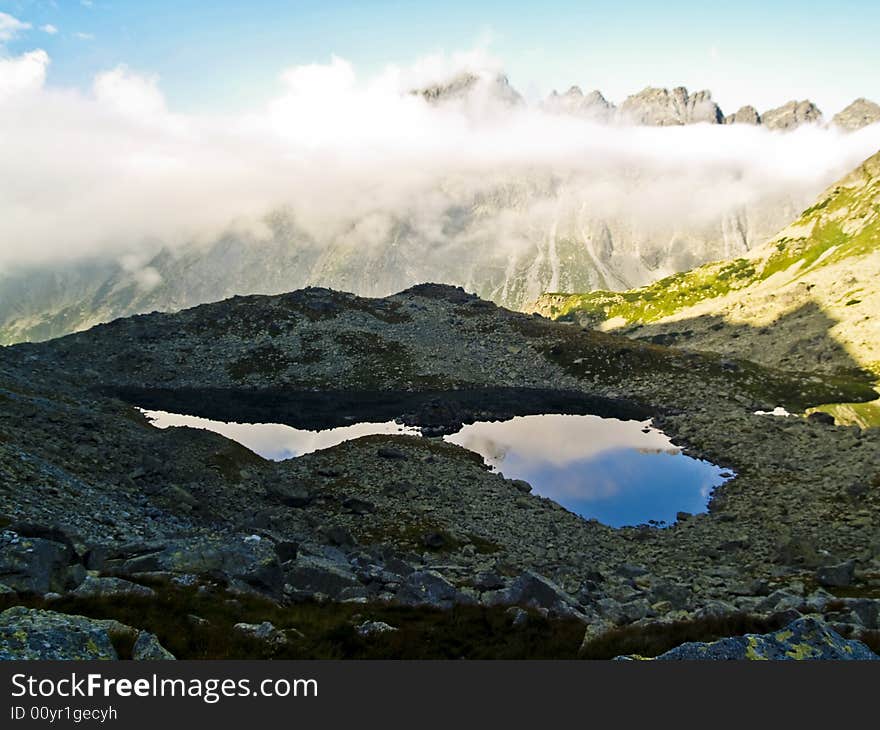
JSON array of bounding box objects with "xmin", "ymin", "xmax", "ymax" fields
[
  {"xmin": 832, "ymin": 98, "xmax": 880, "ymax": 131},
  {"xmin": 618, "ymin": 86, "xmax": 723, "ymax": 126},
  {"xmin": 723, "ymin": 105, "xmax": 760, "ymax": 125},
  {"xmin": 544, "ymin": 86, "xmax": 613, "ymax": 119},
  {"xmin": 412, "ymin": 72, "xmax": 523, "ymax": 107},
  {"xmin": 758, "ymin": 99, "xmax": 823, "ymax": 130}
]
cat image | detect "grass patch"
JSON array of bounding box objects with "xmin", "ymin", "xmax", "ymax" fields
[
  {"xmin": 0, "ymin": 580, "xmax": 584, "ymax": 660},
  {"xmin": 807, "ymin": 397, "xmax": 880, "ymax": 429}
]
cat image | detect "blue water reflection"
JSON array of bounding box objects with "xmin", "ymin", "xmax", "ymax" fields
[
  {"xmin": 445, "ymin": 414, "xmax": 729, "ymax": 527},
  {"xmin": 143, "ymin": 410, "xmax": 730, "ymax": 528}
]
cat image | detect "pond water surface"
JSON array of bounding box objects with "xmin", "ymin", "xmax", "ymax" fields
[{"xmin": 143, "ymin": 409, "xmax": 730, "ymax": 527}]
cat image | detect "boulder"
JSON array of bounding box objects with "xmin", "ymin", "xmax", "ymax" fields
[
  {"xmin": 356, "ymin": 621, "xmax": 398, "ymax": 637},
  {"xmin": 132, "ymin": 631, "xmax": 176, "ymax": 660},
  {"xmin": 473, "ymin": 571, "xmax": 505, "ymax": 591},
  {"xmin": 377, "ymin": 447, "xmax": 407, "ymax": 460},
  {"xmin": 113, "ymin": 536, "xmax": 285, "ymax": 599},
  {"xmin": 233, "ymin": 621, "xmax": 289, "ymax": 646},
  {"xmin": 395, "ymin": 570, "xmax": 459, "ymax": 608},
  {"xmin": 816, "ymin": 560, "xmax": 856, "ymax": 588},
  {"xmin": 0, "ymin": 530, "xmax": 83, "ymax": 594},
  {"xmin": 285, "ymin": 555, "xmax": 361, "ymax": 599},
  {"xmin": 579, "ymin": 619, "xmax": 618, "ymax": 653},
  {"xmin": 484, "ymin": 571, "xmax": 585, "ymax": 619},
  {"xmin": 266, "ymin": 483, "xmax": 312, "ymax": 508},
  {"xmin": 71, "ymin": 575, "xmax": 157, "ymax": 599},
  {"xmin": 807, "ymin": 411, "xmax": 836, "ymax": 426},
  {"xmin": 619, "ymin": 618, "xmax": 878, "ymax": 660},
  {"xmin": 0, "ymin": 607, "xmax": 117, "ymax": 660},
  {"xmin": 649, "ymin": 580, "xmax": 692, "ymax": 610}
]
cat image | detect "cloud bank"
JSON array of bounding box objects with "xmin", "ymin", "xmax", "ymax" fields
[{"xmin": 1, "ymin": 49, "xmax": 880, "ymax": 272}]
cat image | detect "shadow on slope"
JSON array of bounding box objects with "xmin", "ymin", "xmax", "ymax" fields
[{"xmin": 616, "ymin": 300, "xmax": 875, "ymax": 382}]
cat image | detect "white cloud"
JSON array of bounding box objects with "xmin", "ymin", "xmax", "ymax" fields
[
  {"xmin": 93, "ymin": 65, "xmax": 166, "ymax": 118},
  {"xmin": 41, "ymin": 24, "xmax": 59, "ymax": 35},
  {"xmin": 74, "ymin": 32, "xmax": 94, "ymax": 41},
  {"xmin": 0, "ymin": 49, "xmax": 879, "ymax": 273},
  {"xmin": 0, "ymin": 49, "xmax": 49, "ymax": 100},
  {"xmin": 0, "ymin": 12, "xmax": 31, "ymax": 43}
]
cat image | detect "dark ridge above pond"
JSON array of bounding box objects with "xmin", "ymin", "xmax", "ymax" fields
[{"xmin": 107, "ymin": 386, "xmax": 655, "ymax": 433}]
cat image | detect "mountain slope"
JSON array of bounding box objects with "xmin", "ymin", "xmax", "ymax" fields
[
  {"xmin": 0, "ymin": 176, "xmax": 803, "ymax": 345},
  {"xmin": 532, "ymin": 150, "xmax": 880, "ymax": 378}
]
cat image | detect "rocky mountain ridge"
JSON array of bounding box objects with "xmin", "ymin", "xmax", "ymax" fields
[
  {"xmin": 541, "ymin": 85, "xmax": 876, "ymax": 130},
  {"xmin": 416, "ymin": 74, "xmax": 880, "ymax": 130}
]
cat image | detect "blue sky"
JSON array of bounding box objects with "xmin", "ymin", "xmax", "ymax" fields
[{"xmin": 1, "ymin": 0, "xmax": 879, "ymax": 114}]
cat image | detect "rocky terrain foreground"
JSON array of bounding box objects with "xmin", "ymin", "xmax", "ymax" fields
[{"xmin": 1, "ymin": 283, "xmax": 879, "ymax": 659}]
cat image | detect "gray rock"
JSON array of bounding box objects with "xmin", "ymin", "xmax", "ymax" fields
[
  {"xmin": 620, "ymin": 617, "xmax": 879, "ymax": 660},
  {"xmin": 285, "ymin": 555, "xmax": 361, "ymax": 599},
  {"xmin": 816, "ymin": 560, "xmax": 856, "ymax": 588},
  {"xmin": 649, "ymin": 580, "xmax": 692, "ymax": 609},
  {"xmin": 116, "ymin": 536, "xmax": 284, "ymax": 598},
  {"xmin": 71, "ymin": 575, "xmax": 156, "ymax": 599},
  {"xmin": 0, "ymin": 607, "xmax": 117, "ymax": 660},
  {"xmin": 831, "ymin": 598, "xmax": 880, "ymax": 630},
  {"xmin": 615, "ymin": 563, "xmax": 649, "ymax": 578},
  {"xmin": 694, "ymin": 600, "xmax": 740, "ymax": 619},
  {"xmin": 132, "ymin": 631, "xmax": 175, "ymax": 660},
  {"xmin": 233, "ymin": 621, "xmax": 289, "ymax": 646},
  {"xmin": 474, "ymin": 571, "xmax": 505, "ymax": 591},
  {"xmin": 579, "ymin": 618, "xmax": 618, "ymax": 654},
  {"xmin": 376, "ymin": 446, "xmax": 407, "ymax": 460},
  {"xmin": 396, "ymin": 570, "xmax": 459, "ymax": 608},
  {"xmin": 267, "ymin": 484, "xmax": 312, "ymax": 507},
  {"xmin": 619, "ymin": 598, "xmax": 653, "ymax": 623},
  {"xmin": 757, "ymin": 589, "xmax": 803, "ymax": 614},
  {"xmin": 486, "ymin": 570, "xmax": 585, "ymax": 619},
  {"xmin": 807, "ymin": 411, "xmax": 836, "ymax": 426},
  {"xmin": 0, "ymin": 531, "xmax": 83, "ymax": 594},
  {"xmin": 356, "ymin": 620, "xmax": 398, "ymax": 637}
]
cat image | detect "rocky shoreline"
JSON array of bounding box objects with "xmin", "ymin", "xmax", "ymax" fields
[{"xmin": 1, "ymin": 284, "xmax": 878, "ymax": 658}]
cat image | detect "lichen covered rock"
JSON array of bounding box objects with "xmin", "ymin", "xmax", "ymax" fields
[
  {"xmin": 0, "ymin": 606, "xmax": 118, "ymax": 660},
  {"xmin": 619, "ymin": 618, "xmax": 879, "ymax": 660},
  {"xmin": 0, "ymin": 606, "xmax": 176, "ymax": 660}
]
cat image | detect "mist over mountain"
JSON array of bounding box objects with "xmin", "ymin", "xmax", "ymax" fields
[
  {"xmin": 533, "ymin": 149, "xmax": 880, "ymax": 381},
  {"xmin": 2, "ymin": 55, "xmax": 880, "ymax": 343}
]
